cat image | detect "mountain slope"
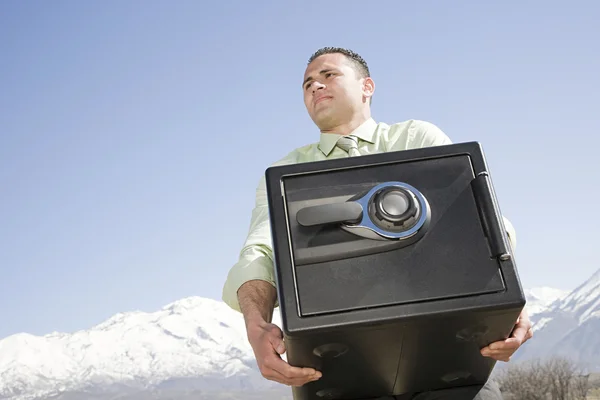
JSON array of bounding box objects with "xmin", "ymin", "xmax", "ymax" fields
[
  {"xmin": 553, "ymin": 268, "xmax": 600, "ymax": 324},
  {"xmin": 0, "ymin": 298, "xmax": 284, "ymax": 400},
  {"xmin": 515, "ymin": 268, "xmax": 600, "ymax": 371},
  {"xmin": 523, "ymin": 287, "xmax": 569, "ymax": 317},
  {"xmin": 1, "ymin": 270, "xmax": 598, "ymax": 400}
]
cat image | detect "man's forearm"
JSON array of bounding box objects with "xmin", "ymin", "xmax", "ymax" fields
[{"xmin": 237, "ymin": 279, "xmax": 277, "ymax": 326}]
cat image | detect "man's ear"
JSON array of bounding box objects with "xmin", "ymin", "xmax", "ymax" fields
[{"xmin": 363, "ymin": 77, "xmax": 375, "ymax": 101}]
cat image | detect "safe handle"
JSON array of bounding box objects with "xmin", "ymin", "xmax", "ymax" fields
[{"xmin": 296, "ymin": 202, "xmax": 363, "ymax": 227}]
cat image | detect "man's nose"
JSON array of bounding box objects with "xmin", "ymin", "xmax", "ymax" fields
[{"xmin": 311, "ymin": 81, "xmax": 326, "ymax": 93}]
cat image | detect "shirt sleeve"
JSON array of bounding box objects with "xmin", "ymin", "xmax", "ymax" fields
[
  {"xmin": 407, "ymin": 120, "xmax": 453, "ymax": 148},
  {"xmin": 385, "ymin": 119, "xmax": 453, "ymax": 152},
  {"xmin": 503, "ymin": 216, "xmax": 517, "ymax": 251},
  {"xmin": 221, "ymin": 152, "xmax": 297, "ymax": 313}
]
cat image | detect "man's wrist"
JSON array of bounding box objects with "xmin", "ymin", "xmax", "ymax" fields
[
  {"xmin": 237, "ymin": 280, "xmax": 277, "ymax": 325},
  {"xmin": 243, "ymin": 309, "xmax": 269, "ymax": 328}
]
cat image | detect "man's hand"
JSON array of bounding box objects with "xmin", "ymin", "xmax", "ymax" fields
[
  {"xmin": 480, "ymin": 308, "xmax": 533, "ymax": 362},
  {"xmin": 237, "ymin": 280, "xmax": 321, "ymax": 387},
  {"xmin": 247, "ymin": 319, "xmax": 322, "ymax": 386}
]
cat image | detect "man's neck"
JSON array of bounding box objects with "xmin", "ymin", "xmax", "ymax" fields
[{"xmin": 320, "ymin": 112, "xmax": 371, "ymax": 136}]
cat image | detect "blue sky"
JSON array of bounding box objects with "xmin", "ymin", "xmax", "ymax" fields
[{"xmin": 1, "ymin": 1, "xmax": 599, "ymax": 339}]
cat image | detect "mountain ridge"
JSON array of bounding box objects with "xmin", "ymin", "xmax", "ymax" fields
[
  {"xmin": 1, "ymin": 269, "xmax": 598, "ymax": 400},
  {"xmin": 512, "ymin": 268, "xmax": 600, "ymax": 371},
  {"xmin": 0, "ymin": 297, "xmax": 283, "ymax": 400}
]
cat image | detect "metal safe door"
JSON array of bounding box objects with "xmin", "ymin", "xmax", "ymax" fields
[{"xmin": 280, "ymin": 154, "xmax": 507, "ymax": 317}]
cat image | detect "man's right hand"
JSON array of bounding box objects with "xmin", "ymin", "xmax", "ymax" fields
[{"xmin": 247, "ymin": 318, "xmax": 322, "ymax": 387}]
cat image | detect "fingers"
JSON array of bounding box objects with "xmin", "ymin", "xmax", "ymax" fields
[
  {"xmin": 259, "ymin": 352, "xmax": 321, "ymax": 386},
  {"xmin": 511, "ymin": 311, "xmax": 532, "ymax": 341},
  {"xmin": 519, "ymin": 325, "xmax": 534, "ymax": 347},
  {"xmin": 481, "ymin": 326, "xmax": 534, "ymax": 362},
  {"xmin": 525, "ymin": 326, "xmax": 534, "ymax": 342},
  {"xmin": 252, "ymin": 323, "xmax": 322, "ymax": 387},
  {"xmin": 510, "ymin": 324, "xmax": 530, "ymax": 343},
  {"xmin": 480, "ymin": 335, "xmax": 522, "ymax": 361},
  {"xmin": 269, "ymin": 368, "xmax": 318, "ymax": 387},
  {"xmin": 481, "ymin": 340, "xmax": 515, "ymax": 362},
  {"xmin": 269, "ymin": 332, "xmax": 286, "ymax": 355}
]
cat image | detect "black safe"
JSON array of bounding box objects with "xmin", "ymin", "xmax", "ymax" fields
[{"xmin": 264, "ymin": 142, "xmax": 525, "ymax": 400}]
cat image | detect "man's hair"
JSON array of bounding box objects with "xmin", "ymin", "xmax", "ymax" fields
[{"xmin": 307, "ymin": 47, "xmax": 370, "ymax": 79}]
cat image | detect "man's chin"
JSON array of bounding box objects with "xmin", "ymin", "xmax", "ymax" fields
[
  {"xmin": 315, "ymin": 119, "xmax": 341, "ymax": 132},
  {"xmin": 312, "ymin": 110, "xmax": 336, "ymax": 126}
]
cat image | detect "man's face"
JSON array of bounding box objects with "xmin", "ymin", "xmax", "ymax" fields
[{"xmin": 302, "ymin": 53, "xmax": 373, "ymax": 131}]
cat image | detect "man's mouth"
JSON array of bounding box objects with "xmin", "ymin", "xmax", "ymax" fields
[{"xmin": 314, "ymin": 96, "xmax": 332, "ymax": 105}]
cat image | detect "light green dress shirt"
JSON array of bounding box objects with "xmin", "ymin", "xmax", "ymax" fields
[{"xmin": 221, "ymin": 118, "xmax": 516, "ymax": 312}]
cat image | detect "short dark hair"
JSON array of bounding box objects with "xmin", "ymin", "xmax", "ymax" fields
[{"xmin": 308, "ymin": 47, "xmax": 370, "ymax": 78}]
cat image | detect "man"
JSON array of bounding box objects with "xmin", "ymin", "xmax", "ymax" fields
[{"xmin": 222, "ymin": 47, "xmax": 533, "ymax": 399}]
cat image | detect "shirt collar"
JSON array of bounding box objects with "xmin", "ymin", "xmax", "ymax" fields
[{"xmin": 317, "ymin": 118, "xmax": 378, "ymax": 156}]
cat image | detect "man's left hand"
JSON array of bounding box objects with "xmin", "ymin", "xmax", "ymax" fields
[{"xmin": 480, "ymin": 308, "xmax": 533, "ymax": 362}]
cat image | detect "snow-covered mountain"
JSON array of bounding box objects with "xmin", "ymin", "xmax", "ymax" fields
[
  {"xmin": 514, "ymin": 268, "xmax": 600, "ymax": 371},
  {"xmin": 523, "ymin": 287, "xmax": 569, "ymax": 317},
  {"xmin": 0, "ymin": 298, "xmax": 286, "ymax": 400},
  {"xmin": 1, "ymin": 269, "xmax": 598, "ymax": 400}
]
